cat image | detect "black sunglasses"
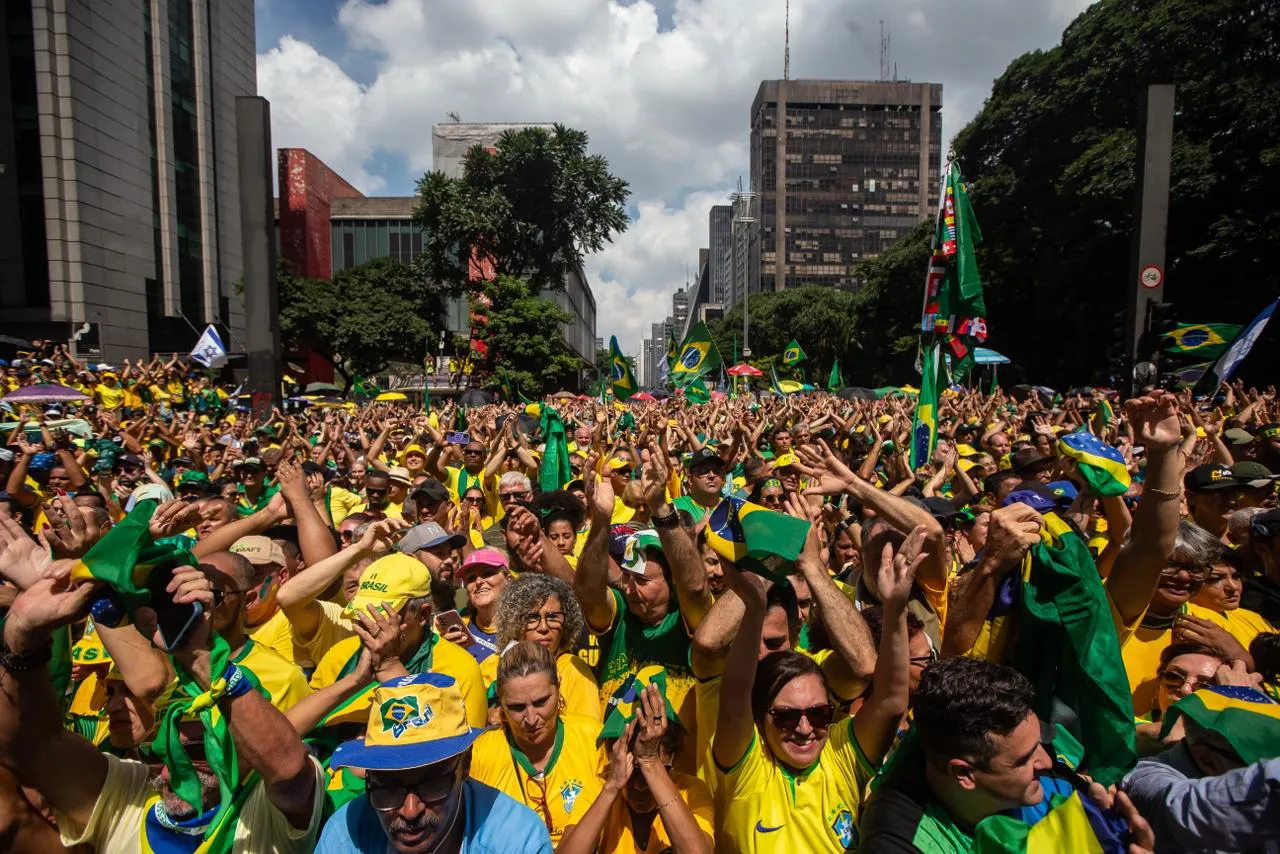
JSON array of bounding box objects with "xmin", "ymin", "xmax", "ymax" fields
[{"xmin": 767, "ymin": 703, "xmax": 836, "ymax": 730}]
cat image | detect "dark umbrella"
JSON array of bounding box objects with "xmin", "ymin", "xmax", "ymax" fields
[
  {"xmin": 837, "ymin": 387, "xmax": 878, "ymax": 401},
  {"xmin": 305, "ymin": 382, "xmax": 343, "ymax": 395},
  {"xmin": 3, "ymin": 383, "xmax": 90, "ymax": 404},
  {"xmin": 457, "ymin": 388, "xmax": 494, "ymax": 406}
]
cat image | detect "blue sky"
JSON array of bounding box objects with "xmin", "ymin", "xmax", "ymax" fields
[{"xmin": 256, "ymin": 0, "xmax": 1093, "ymax": 358}]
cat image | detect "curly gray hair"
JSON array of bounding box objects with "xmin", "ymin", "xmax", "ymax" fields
[{"xmin": 494, "ymin": 573, "xmax": 585, "ymax": 656}]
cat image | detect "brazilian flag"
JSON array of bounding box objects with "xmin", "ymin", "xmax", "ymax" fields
[
  {"xmin": 782, "ymin": 338, "xmax": 806, "ymax": 366},
  {"xmin": 670, "ymin": 321, "xmax": 722, "ymax": 387},
  {"xmin": 1163, "ymin": 323, "xmax": 1241, "ymax": 357},
  {"xmin": 705, "ymin": 496, "xmax": 811, "ymax": 582},
  {"xmin": 608, "ymin": 336, "xmax": 638, "ymax": 401},
  {"xmin": 770, "ymin": 365, "xmax": 803, "ymax": 396},
  {"xmin": 1057, "ymin": 430, "xmax": 1131, "ymax": 497}
]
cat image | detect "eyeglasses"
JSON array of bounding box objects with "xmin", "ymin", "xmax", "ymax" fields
[
  {"xmin": 522, "ymin": 610, "xmax": 565, "ymax": 630},
  {"xmin": 1158, "ymin": 668, "xmax": 1213, "ymax": 694},
  {"xmin": 521, "ymin": 774, "xmax": 554, "ymax": 832},
  {"xmin": 1160, "ymin": 561, "xmax": 1209, "ymax": 581},
  {"xmin": 910, "ymin": 649, "xmax": 939, "ymax": 667},
  {"xmin": 368, "ymin": 771, "xmax": 460, "ymax": 812},
  {"xmin": 463, "ymin": 448, "xmax": 486, "ymax": 457},
  {"xmin": 462, "ymin": 495, "xmax": 484, "ymax": 504},
  {"xmin": 760, "ymin": 494, "xmax": 786, "ymax": 507},
  {"xmin": 767, "ymin": 703, "xmax": 836, "ymax": 730},
  {"xmin": 611, "ymin": 469, "xmax": 633, "ymax": 479}
]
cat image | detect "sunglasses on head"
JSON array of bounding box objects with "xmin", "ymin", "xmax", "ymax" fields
[{"xmin": 767, "ymin": 703, "xmax": 835, "ymax": 730}]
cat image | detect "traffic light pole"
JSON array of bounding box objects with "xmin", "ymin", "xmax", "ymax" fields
[{"xmin": 1125, "ymin": 84, "xmax": 1176, "ymax": 396}]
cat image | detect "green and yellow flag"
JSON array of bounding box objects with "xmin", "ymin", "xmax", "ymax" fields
[
  {"xmin": 663, "ymin": 328, "xmax": 680, "ymax": 379},
  {"xmin": 827, "ymin": 359, "xmax": 843, "ymax": 392},
  {"xmin": 909, "ymin": 341, "xmax": 943, "ymax": 470},
  {"xmin": 608, "ymin": 336, "xmax": 638, "ymax": 401},
  {"xmin": 770, "ymin": 365, "xmax": 804, "ymax": 396},
  {"xmin": 684, "ymin": 379, "xmax": 711, "ymax": 404},
  {"xmin": 670, "ymin": 321, "xmax": 722, "ymax": 387},
  {"xmin": 69, "ymin": 501, "xmax": 167, "ymax": 611},
  {"xmin": 1163, "ymin": 323, "xmax": 1242, "ymax": 358},
  {"xmin": 782, "ymin": 339, "xmax": 806, "ymax": 366}
]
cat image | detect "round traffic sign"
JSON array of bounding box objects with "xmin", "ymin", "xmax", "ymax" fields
[{"xmin": 1140, "ymin": 264, "xmax": 1164, "ymax": 289}]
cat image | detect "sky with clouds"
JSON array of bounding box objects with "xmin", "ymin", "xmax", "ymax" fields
[{"xmin": 256, "ymin": 0, "xmax": 1094, "ymax": 357}]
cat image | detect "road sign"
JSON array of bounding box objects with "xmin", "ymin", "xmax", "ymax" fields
[{"xmin": 1140, "ymin": 264, "xmax": 1164, "ymax": 289}]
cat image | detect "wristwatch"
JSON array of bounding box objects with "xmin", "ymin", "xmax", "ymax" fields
[
  {"xmin": 651, "ymin": 503, "xmax": 680, "ymax": 529},
  {"xmin": 0, "ymin": 637, "xmax": 52, "ymax": 673}
]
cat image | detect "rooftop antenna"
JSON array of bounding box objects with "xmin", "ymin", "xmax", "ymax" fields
[
  {"xmin": 783, "ymin": 0, "xmax": 791, "ymax": 80},
  {"xmin": 879, "ymin": 20, "xmax": 889, "ymax": 81},
  {"xmin": 446, "ymin": 111, "xmax": 461, "ymax": 123}
]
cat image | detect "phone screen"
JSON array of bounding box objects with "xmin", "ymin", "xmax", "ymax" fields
[
  {"xmin": 147, "ymin": 561, "xmax": 203, "ymax": 651},
  {"xmin": 434, "ymin": 610, "xmax": 474, "ymax": 644}
]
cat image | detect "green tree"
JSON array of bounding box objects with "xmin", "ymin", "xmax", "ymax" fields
[
  {"xmin": 415, "ymin": 125, "xmax": 630, "ymax": 293},
  {"xmin": 278, "ymin": 257, "xmax": 449, "ymax": 382},
  {"xmin": 849, "ymin": 220, "xmax": 935, "ymax": 387},
  {"xmin": 711, "ymin": 285, "xmax": 861, "ymax": 384},
  {"xmin": 477, "ymin": 276, "xmax": 583, "ymax": 394}
]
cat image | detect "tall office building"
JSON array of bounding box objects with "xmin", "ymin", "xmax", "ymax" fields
[
  {"xmin": 708, "ymin": 204, "xmax": 732, "ymax": 305},
  {"xmin": 0, "ymin": 0, "xmax": 256, "ymax": 359},
  {"xmin": 749, "ymin": 80, "xmax": 942, "ymax": 295}
]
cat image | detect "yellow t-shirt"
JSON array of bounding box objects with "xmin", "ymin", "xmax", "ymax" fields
[
  {"xmin": 599, "ymin": 770, "xmax": 715, "ymax": 854},
  {"xmin": 55, "ymin": 752, "xmax": 324, "ymax": 853},
  {"xmin": 717, "ymin": 723, "xmax": 876, "ymax": 854},
  {"xmin": 479, "ymin": 653, "xmax": 602, "ymax": 723},
  {"xmin": 1119, "ymin": 602, "xmax": 1231, "ymax": 715},
  {"xmin": 234, "ymin": 638, "xmax": 311, "ymax": 713},
  {"xmin": 326, "ymin": 486, "xmax": 365, "ymax": 526},
  {"xmin": 1215, "ymin": 606, "xmax": 1275, "ymax": 648},
  {"xmin": 611, "ymin": 496, "xmax": 636, "ymax": 525},
  {"xmin": 94, "ymin": 384, "xmax": 125, "ymax": 410},
  {"xmin": 253, "ymin": 601, "xmax": 352, "ymax": 670},
  {"xmin": 309, "ymin": 635, "xmax": 487, "ymax": 729},
  {"xmin": 469, "ymin": 713, "xmax": 605, "ymax": 845},
  {"xmin": 247, "ymin": 609, "xmax": 296, "ymax": 663}
]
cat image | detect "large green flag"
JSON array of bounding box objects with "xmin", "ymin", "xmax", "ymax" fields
[
  {"xmin": 663, "ymin": 328, "xmax": 680, "ymax": 381},
  {"xmin": 538, "ymin": 406, "xmax": 571, "ymax": 492},
  {"xmin": 1015, "ymin": 513, "xmax": 1137, "ymax": 786},
  {"xmin": 670, "ymin": 321, "xmax": 722, "ymax": 387},
  {"xmin": 782, "ymin": 339, "xmax": 806, "ymax": 366},
  {"xmin": 608, "ymin": 336, "xmax": 638, "ymax": 401},
  {"xmin": 1163, "ymin": 323, "xmax": 1242, "ymax": 358},
  {"xmin": 684, "ymin": 379, "xmax": 710, "ymax": 404},
  {"xmin": 826, "ymin": 359, "xmax": 843, "ymax": 392}
]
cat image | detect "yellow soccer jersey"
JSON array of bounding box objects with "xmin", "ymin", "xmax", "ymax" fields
[
  {"xmin": 233, "ymin": 638, "xmax": 311, "ymax": 713},
  {"xmin": 600, "ymin": 770, "xmax": 715, "ymax": 854},
  {"xmin": 717, "ymin": 721, "xmax": 877, "ymax": 854},
  {"xmin": 469, "ymin": 713, "xmax": 604, "ymax": 845},
  {"xmin": 309, "ymin": 634, "xmax": 487, "ymax": 728},
  {"xmin": 478, "ymin": 653, "xmax": 601, "ymax": 723}
]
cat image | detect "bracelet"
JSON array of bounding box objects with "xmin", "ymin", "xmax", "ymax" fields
[
  {"xmin": 651, "ymin": 504, "xmax": 680, "ymax": 529},
  {"xmin": 657, "ymin": 794, "xmax": 682, "ymax": 812},
  {"xmin": 0, "ymin": 637, "xmax": 52, "ymax": 673},
  {"xmin": 1143, "ymin": 486, "xmax": 1182, "ymax": 499},
  {"xmin": 222, "ymin": 663, "xmax": 253, "ymax": 700}
]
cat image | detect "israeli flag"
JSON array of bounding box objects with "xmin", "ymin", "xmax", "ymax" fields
[{"xmin": 190, "ymin": 325, "xmax": 228, "ymax": 369}]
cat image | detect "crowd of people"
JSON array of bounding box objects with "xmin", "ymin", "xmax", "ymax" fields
[{"xmin": 0, "ymin": 343, "xmax": 1277, "ymax": 853}]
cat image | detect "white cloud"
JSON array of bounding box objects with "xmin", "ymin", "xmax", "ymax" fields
[{"xmin": 258, "ymin": 0, "xmax": 1096, "ymax": 351}]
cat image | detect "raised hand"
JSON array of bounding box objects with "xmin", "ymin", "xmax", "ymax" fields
[
  {"xmin": 878, "ymin": 524, "xmax": 928, "ymax": 609},
  {"xmin": 1124, "ymin": 390, "xmax": 1181, "ymax": 454},
  {"xmin": 640, "ymin": 440, "xmax": 669, "ymax": 510},
  {"xmin": 0, "ymin": 515, "xmax": 55, "ymax": 590},
  {"xmin": 631, "ymin": 682, "xmax": 668, "ymax": 761},
  {"xmin": 40, "ymin": 497, "xmax": 101, "ymax": 559},
  {"xmin": 351, "ymin": 602, "xmax": 406, "ymax": 678}
]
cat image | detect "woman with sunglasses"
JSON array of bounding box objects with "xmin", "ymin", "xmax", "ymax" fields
[
  {"xmin": 457, "ymin": 486, "xmax": 493, "ymax": 549},
  {"xmin": 712, "ymin": 524, "xmax": 922, "ymax": 852},
  {"xmin": 484, "ymin": 573, "xmax": 600, "ymax": 721},
  {"xmin": 469, "ymin": 641, "xmax": 604, "ymax": 845},
  {"xmin": 751, "ymin": 477, "xmax": 786, "ymax": 509},
  {"xmin": 1134, "ymin": 641, "xmax": 1231, "ymax": 755}
]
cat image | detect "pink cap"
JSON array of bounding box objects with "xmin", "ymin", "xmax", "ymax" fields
[{"xmin": 461, "ymin": 547, "xmax": 509, "ymax": 573}]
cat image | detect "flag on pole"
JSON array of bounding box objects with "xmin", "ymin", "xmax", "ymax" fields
[
  {"xmin": 827, "ymin": 359, "xmax": 843, "ymax": 392},
  {"xmin": 1193, "ymin": 298, "xmax": 1280, "ymax": 396},
  {"xmin": 913, "ymin": 161, "xmax": 987, "ymax": 466},
  {"xmin": 1163, "ymin": 323, "xmax": 1242, "ymax": 357},
  {"xmin": 609, "ymin": 336, "xmax": 638, "ymax": 401},
  {"xmin": 782, "ymin": 339, "xmax": 807, "ymax": 366},
  {"xmin": 670, "ymin": 322, "xmax": 722, "ymax": 387},
  {"xmin": 189, "ymin": 325, "xmax": 228, "ymax": 369},
  {"xmin": 660, "ymin": 328, "xmax": 680, "ymax": 382}
]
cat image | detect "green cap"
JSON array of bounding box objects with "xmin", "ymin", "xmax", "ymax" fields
[{"xmin": 177, "ymin": 470, "xmax": 210, "ymax": 487}]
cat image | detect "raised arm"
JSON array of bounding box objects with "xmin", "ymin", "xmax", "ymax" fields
[
  {"xmin": 573, "ymin": 461, "xmax": 617, "ymax": 634},
  {"xmin": 275, "ymin": 461, "xmax": 338, "ymax": 566},
  {"xmin": 711, "ymin": 560, "xmax": 765, "ymax": 770},
  {"xmin": 1106, "ymin": 392, "xmax": 1183, "ymax": 626},
  {"xmin": 641, "ymin": 441, "xmax": 711, "ymax": 629}
]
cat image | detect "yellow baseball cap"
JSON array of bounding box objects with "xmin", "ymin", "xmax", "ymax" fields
[
  {"xmin": 773, "ymin": 453, "xmax": 800, "ymax": 470},
  {"xmin": 343, "ymin": 553, "xmax": 432, "ymax": 620},
  {"xmin": 330, "ymin": 673, "xmax": 479, "ymax": 771},
  {"xmin": 606, "ymin": 457, "xmax": 632, "ymax": 472}
]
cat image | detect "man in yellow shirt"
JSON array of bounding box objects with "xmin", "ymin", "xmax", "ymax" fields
[
  {"xmin": 92, "ymin": 372, "xmax": 126, "ymax": 410},
  {"xmin": 230, "ymin": 535, "xmax": 297, "ymax": 663},
  {"xmin": 309, "ymin": 553, "xmax": 486, "ymax": 729}
]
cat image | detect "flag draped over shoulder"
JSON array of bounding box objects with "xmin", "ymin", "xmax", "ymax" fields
[
  {"xmin": 670, "ymin": 322, "xmax": 722, "ymax": 387},
  {"xmin": 704, "ymin": 496, "xmax": 810, "ymax": 582},
  {"xmin": 538, "ymin": 406, "xmax": 571, "ymax": 492},
  {"xmin": 782, "ymin": 339, "xmax": 806, "ymax": 366},
  {"xmin": 913, "ymin": 161, "xmax": 988, "ymax": 466},
  {"xmin": 1057, "ymin": 430, "xmax": 1131, "ymax": 497},
  {"xmin": 1014, "ymin": 513, "xmax": 1137, "ymax": 786},
  {"xmin": 1163, "ymin": 323, "xmax": 1241, "ymax": 357},
  {"xmin": 608, "ymin": 336, "xmax": 638, "ymax": 401}
]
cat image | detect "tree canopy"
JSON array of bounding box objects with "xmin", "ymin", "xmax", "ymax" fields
[
  {"xmin": 710, "ymin": 285, "xmax": 861, "ymax": 383},
  {"xmin": 415, "ymin": 124, "xmax": 631, "ymax": 293},
  {"xmin": 278, "ymin": 258, "xmax": 449, "ymax": 381},
  {"xmin": 472, "ymin": 276, "xmax": 583, "ymax": 395},
  {"xmin": 943, "ymin": 0, "xmax": 1280, "ymax": 386}
]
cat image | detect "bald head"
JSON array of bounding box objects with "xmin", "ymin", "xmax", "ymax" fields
[{"xmin": 202, "ymin": 550, "xmax": 254, "ymax": 590}]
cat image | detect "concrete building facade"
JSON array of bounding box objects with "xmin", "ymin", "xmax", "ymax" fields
[
  {"xmin": 749, "ymin": 79, "xmax": 942, "ymax": 295},
  {"xmin": 0, "ymin": 0, "xmax": 255, "ymax": 360}
]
